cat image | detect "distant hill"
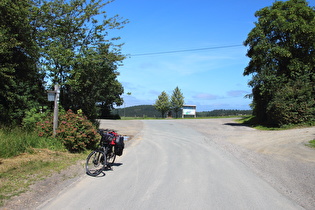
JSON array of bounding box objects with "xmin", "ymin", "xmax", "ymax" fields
[
  {"xmin": 112, "ymin": 105, "xmax": 161, "ymax": 118},
  {"xmin": 197, "ymin": 109, "xmax": 252, "ymax": 117},
  {"xmin": 112, "ymin": 105, "xmax": 252, "ymax": 118}
]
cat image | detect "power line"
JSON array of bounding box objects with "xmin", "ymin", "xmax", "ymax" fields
[{"xmin": 130, "ymin": 44, "xmax": 244, "ymax": 56}]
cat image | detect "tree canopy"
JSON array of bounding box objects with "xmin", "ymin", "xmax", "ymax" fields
[
  {"xmin": 0, "ymin": 0, "xmax": 127, "ymax": 125},
  {"xmin": 171, "ymin": 86, "xmax": 185, "ymax": 118},
  {"xmin": 0, "ymin": 0, "xmax": 45, "ymax": 125},
  {"xmin": 154, "ymin": 91, "xmax": 171, "ymax": 118},
  {"xmin": 244, "ymin": 0, "xmax": 315, "ymax": 126},
  {"xmin": 34, "ymin": 0, "xmax": 127, "ymax": 119}
]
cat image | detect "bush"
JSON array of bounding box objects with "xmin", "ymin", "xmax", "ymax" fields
[
  {"xmin": 56, "ymin": 109, "xmax": 99, "ymax": 152},
  {"xmin": 22, "ymin": 107, "xmax": 50, "ymax": 131},
  {"xmin": 267, "ymin": 80, "xmax": 315, "ymax": 126},
  {"xmin": 36, "ymin": 115, "xmax": 54, "ymax": 137},
  {"xmin": 35, "ymin": 109, "xmax": 99, "ymax": 152}
]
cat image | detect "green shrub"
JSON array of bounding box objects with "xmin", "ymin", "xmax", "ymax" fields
[
  {"xmin": 22, "ymin": 107, "xmax": 49, "ymax": 131},
  {"xmin": 34, "ymin": 109, "xmax": 99, "ymax": 152},
  {"xmin": 267, "ymin": 81, "xmax": 315, "ymax": 126},
  {"xmin": 56, "ymin": 109, "xmax": 99, "ymax": 152},
  {"xmin": 36, "ymin": 115, "xmax": 54, "ymax": 137}
]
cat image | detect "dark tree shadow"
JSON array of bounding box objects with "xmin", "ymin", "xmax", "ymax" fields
[{"xmin": 224, "ymin": 122, "xmax": 251, "ymax": 127}]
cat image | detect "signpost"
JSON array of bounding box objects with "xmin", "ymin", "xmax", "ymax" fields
[{"xmin": 47, "ymin": 85, "xmax": 60, "ymax": 137}]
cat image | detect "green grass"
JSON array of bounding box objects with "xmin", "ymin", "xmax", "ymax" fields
[
  {"xmin": 0, "ymin": 127, "xmax": 65, "ymax": 158},
  {"xmin": 308, "ymin": 140, "xmax": 315, "ymax": 148}
]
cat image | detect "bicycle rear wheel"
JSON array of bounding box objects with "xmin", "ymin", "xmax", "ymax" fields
[
  {"xmin": 86, "ymin": 150, "xmax": 106, "ymax": 176},
  {"xmin": 106, "ymin": 146, "xmax": 116, "ymax": 166}
]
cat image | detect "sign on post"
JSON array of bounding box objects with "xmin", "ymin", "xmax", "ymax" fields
[
  {"xmin": 47, "ymin": 91, "xmax": 55, "ymax": 101},
  {"xmin": 182, "ymin": 105, "xmax": 196, "ymax": 118}
]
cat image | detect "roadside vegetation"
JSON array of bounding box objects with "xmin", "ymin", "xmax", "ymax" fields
[
  {"xmin": 0, "ymin": 144, "xmax": 87, "ymax": 207},
  {"xmin": 0, "ymin": 128, "xmax": 86, "ymax": 206},
  {"xmin": 308, "ymin": 140, "xmax": 315, "ymax": 148},
  {"xmin": 243, "ymin": 0, "xmax": 315, "ymax": 127},
  {"xmin": 0, "ymin": 128, "xmax": 64, "ymax": 159},
  {"xmin": 0, "ymin": 108, "xmax": 100, "ymax": 207}
]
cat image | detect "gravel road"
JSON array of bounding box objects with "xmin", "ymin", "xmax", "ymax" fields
[
  {"xmin": 2, "ymin": 118, "xmax": 315, "ymax": 209},
  {"xmin": 101, "ymin": 118, "xmax": 315, "ymax": 209},
  {"xmin": 177, "ymin": 118, "xmax": 315, "ymax": 210}
]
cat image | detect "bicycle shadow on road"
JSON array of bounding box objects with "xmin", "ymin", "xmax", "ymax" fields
[
  {"xmin": 87, "ymin": 163, "xmax": 123, "ymax": 178},
  {"xmin": 105, "ymin": 163, "xmax": 123, "ymax": 170},
  {"xmin": 111, "ymin": 162, "xmax": 123, "ymax": 167},
  {"xmin": 96, "ymin": 163, "xmax": 124, "ymax": 177}
]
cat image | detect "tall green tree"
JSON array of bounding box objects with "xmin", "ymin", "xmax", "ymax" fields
[
  {"xmin": 171, "ymin": 86, "xmax": 184, "ymax": 118},
  {"xmin": 244, "ymin": 0, "xmax": 315, "ymax": 126},
  {"xmin": 0, "ymin": 0, "xmax": 45, "ymax": 125},
  {"xmin": 66, "ymin": 43, "xmax": 124, "ymax": 119},
  {"xmin": 154, "ymin": 91, "xmax": 171, "ymax": 118},
  {"xmin": 33, "ymin": 0, "xmax": 127, "ymax": 119}
]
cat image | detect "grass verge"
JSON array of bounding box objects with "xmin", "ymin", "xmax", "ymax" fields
[
  {"xmin": 0, "ymin": 128, "xmax": 88, "ymax": 207},
  {"xmin": 0, "ymin": 148, "xmax": 87, "ymax": 207},
  {"xmin": 0, "ymin": 128, "xmax": 65, "ymax": 158}
]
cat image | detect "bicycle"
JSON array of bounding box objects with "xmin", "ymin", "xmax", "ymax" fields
[{"xmin": 85, "ymin": 129, "xmax": 118, "ymax": 176}]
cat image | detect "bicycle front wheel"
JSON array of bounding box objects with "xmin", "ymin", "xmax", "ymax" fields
[{"xmin": 86, "ymin": 150, "xmax": 106, "ymax": 176}]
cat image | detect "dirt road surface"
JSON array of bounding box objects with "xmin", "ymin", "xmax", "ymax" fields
[
  {"xmin": 177, "ymin": 119, "xmax": 315, "ymax": 209},
  {"xmin": 2, "ymin": 118, "xmax": 315, "ymax": 209},
  {"xmin": 102, "ymin": 118, "xmax": 315, "ymax": 209}
]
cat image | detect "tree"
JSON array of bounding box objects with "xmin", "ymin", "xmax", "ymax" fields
[
  {"xmin": 66, "ymin": 43, "xmax": 124, "ymax": 119},
  {"xmin": 33, "ymin": 0, "xmax": 127, "ymax": 119},
  {"xmin": 243, "ymin": 0, "xmax": 315, "ymax": 126},
  {"xmin": 154, "ymin": 91, "xmax": 171, "ymax": 118},
  {"xmin": 171, "ymin": 86, "xmax": 184, "ymax": 118},
  {"xmin": 0, "ymin": 0, "xmax": 45, "ymax": 125}
]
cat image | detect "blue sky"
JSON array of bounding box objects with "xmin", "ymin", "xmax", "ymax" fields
[{"xmin": 105, "ymin": 0, "xmax": 315, "ymax": 111}]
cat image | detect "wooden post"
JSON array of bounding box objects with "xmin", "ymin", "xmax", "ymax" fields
[{"xmin": 53, "ymin": 85, "xmax": 60, "ymax": 137}]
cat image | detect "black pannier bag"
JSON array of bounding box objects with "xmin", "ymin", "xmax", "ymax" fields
[
  {"xmin": 115, "ymin": 136, "xmax": 125, "ymax": 156},
  {"xmin": 101, "ymin": 132, "xmax": 114, "ymax": 145}
]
